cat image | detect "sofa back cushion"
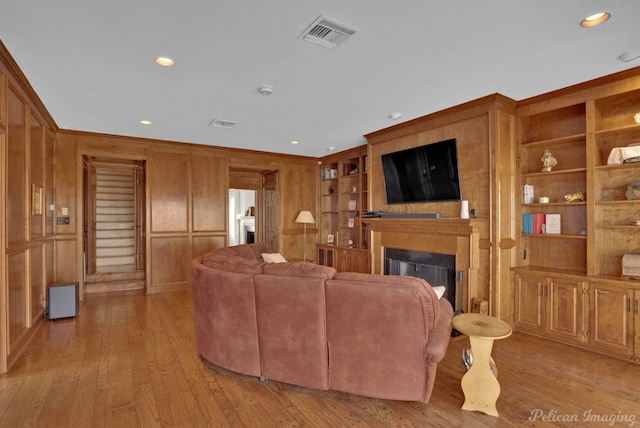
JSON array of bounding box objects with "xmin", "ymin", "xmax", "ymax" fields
[
  {"xmin": 263, "ymin": 261, "xmax": 336, "ymax": 279},
  {"xmin": 191, "ymin": 261, "xmax": 261, "ymax": 377},
  {"xmin": 325, "ymin": 274, "xmax": 440, "ymax": 402},
  {"xmin": 222, "ymin": 242, "xmax": 272, "ymax": 261},
  {"xmin": 200, "ymin": 253, "xmax": 264, "ymax": 274},
  {"xmin": 254, "ymin": 272, "xmax": 329, "ymax": 390},
  {"xmin": 333, "ymin": 272, "xmax": 440, "ymax": 329}
]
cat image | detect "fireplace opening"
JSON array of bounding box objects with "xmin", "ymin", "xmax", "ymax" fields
[{"xmin": 384, "ymin": 248, "xmax": 457, "ymax": 311}]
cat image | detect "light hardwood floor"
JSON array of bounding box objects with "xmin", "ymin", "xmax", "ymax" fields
[{"xmin": 1, "ymin": 289, "xmax": 639, "ymax": 427}]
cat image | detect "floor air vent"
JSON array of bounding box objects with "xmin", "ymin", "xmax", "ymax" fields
[{"xmin": 298, "ymin": 16, "xmax": 358, "ymax": 49}]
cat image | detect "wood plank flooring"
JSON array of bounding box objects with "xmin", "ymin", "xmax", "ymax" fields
[{"xmin": 1, "ymin": 289, "xmax": 639, "ymax": 427}]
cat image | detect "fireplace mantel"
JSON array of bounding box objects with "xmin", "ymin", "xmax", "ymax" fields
[
  {"xmin": 363, "ymin": 217, "xmax": 483, "ymax": 312},
  {"xmin": 363, "ymin": 217, "xmax": 477, "ymax": 236}
]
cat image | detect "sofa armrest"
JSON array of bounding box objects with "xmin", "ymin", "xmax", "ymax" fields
[{"xmin": 424, "ymin": 298, "xmax": 454, "ymax": 364}]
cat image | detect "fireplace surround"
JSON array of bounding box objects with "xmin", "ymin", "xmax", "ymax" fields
[{"xmin": 364, "ymin": 217, "xmax": 481, "ymax": 313}]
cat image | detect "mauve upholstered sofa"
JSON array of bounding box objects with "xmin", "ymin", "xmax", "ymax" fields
[{"xmin": 191, "ymin": 243, "xmax": 453, "ymax": 402}]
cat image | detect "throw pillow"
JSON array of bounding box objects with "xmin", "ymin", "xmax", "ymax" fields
[
  {"xmin": 432, "ymin": 286, "xmax": 446, "ymax": 300},
  {"xmin": 262, "ymin": 252, "xmax": 287, "ymax": 263}
]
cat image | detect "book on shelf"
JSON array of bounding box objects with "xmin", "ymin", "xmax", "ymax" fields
[
  {"xmin": 533, "ymin": 213, "xmax": 545, "ymax": 234},
  {"xmin": 523, "ymin": 213, "xmax": 555, "ymax": 234},
  {"xmin": 523, "ymin": 184, "xmax": 534, "ymax": 204},
  {"xmin": 343, "ymin": 163, "xmax": 358, "ymax": 176},
  {"xmin": 544, "ymin": 214, "xmax": 561, "ymax": 234},
  {"xmin": 522, "ymin": 213, "xmax": 533, "ymax": 234},
  {"xmin": 321, "ymin": 167, "xmax": 338, "ymax": 180},
  {"xmin": 321, "ymin": 167, "xmax": 330, "ymax": 180}
]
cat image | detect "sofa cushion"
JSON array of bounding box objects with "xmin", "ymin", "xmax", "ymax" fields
[
  {"xmin": 335, "ymin": 272, "xmax": 446, "ymax": 299},
  {"xmin": 226, "ymin": 244, "xmax": 261, "ymax": 261},
  {"xmin": 333, "ymin": 272, "xmax": 432, "ymax": 290},
  {"xmin": 201, "ymin": 254, "xmax": 264, "ymax": 274},
  {"xmin": 263, "ymin": 261, "xmax": 336, "ymax": 279}
]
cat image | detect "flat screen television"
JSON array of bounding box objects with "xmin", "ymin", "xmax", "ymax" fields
[{"xmin": 381, "ymin": 138, "xmax": 461, "ymax": 204}]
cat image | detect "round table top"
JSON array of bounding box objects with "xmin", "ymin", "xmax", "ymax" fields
[{"xmin": 452, "ymin": 313, "xmax": 512, "ymax": 339}]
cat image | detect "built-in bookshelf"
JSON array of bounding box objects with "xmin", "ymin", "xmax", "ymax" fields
[
  {"xmin": 513, "ymin": 73, "xmax": 640, "ymax": 362},
  {"xmin": 318, "ymin": 146, "xmax": 369, "ymax": 272}
]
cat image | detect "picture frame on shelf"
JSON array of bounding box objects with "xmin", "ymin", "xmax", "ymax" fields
[{"xmin": 327, "ymin": 234, "xmax": 334, "ymax": 244}]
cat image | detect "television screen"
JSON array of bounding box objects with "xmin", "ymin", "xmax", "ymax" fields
[{"xmin": 381, "ymin": 138, "xmax": 461, "ymax": 204}]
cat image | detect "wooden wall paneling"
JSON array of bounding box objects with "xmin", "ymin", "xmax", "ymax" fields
[
  {"xmin": 368, "ymin": 114, "xmax": 491, "ymax": 218},
  {"xmin": 365, "ymin": 95, "xmax": 516, "ymax": 316},
  {"xmin": 53, "ymin": 239, "xmax": 78, "ymax": 284},
  {"xmin": 74, "ymin": 133, "xmax": 149, "ymax": 160},
  {"xmin": 44, "ymin": 130, "xmax": 55, "ymax": 236},
  {"xmin": 7, "ymin": 251, "xmax": 27, "ymax": 355},
  {"xmin": 229, "ymin": 168, "xmax": 262, "ymax": 189},
  {"xmin": 54, "ymin": 135, "xmax": 80, "ymax": 296},
  {"xmin": 191, "ymin": 236, "xmax": 226, "ymax": 259},
  {"xmin": 1, "ymin": 46, "xmax": 58, "ymax": 374},
  {"xmin": 54, "ymin": 134, "xmax": 78, "ymax": 233},
  {"xmin": 191, "ymin": 152, "xmax": 227, "ymax": 233},
  {"xmin": 45, "ymin": 241, "xmax": 54, "ymax": 293},
  {"xmin": 148, "ymin": 236, "xmax": 190, "ymax": 293},
  {"xmin": 30, "ymin": 112, "xmax": 44, "ymax": 239},
  {"xmin": 7, "ymin": 86, "xmax": 27, "ymax": 246},
  {"xmin": 29, "ymin": 245, "xmax": 43, "ymax": 325},
  {"xmin": 149, "ymin": 149, "xmax": 189, "ymax": 233},
  {"xmin": 279, "ymin": 163, "xmax": 318, "ymax": 261},
  {"xmin": 0, "ymin": 73, "xmax": 6, "ymax": 374},
  {"xmin": 492, "ymin": 105, "xmax": 517, "ymax": 320}
]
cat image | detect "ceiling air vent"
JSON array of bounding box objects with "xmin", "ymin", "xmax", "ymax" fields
[
  {"xmin": 208, "ymin": 118, "xmax": 238, "ymax": 128},
  {"xmin": 298, "ymin": 16, "xmax": 358, "ymax": 49}
]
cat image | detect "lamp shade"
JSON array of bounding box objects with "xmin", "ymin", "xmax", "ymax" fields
[{"xmin": 295, "ymin": 210, "xmax": 315, "ymax": 224}]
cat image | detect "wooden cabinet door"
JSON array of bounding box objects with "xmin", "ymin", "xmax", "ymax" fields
[
  {"xmin": 514, "ymin": 274, "xmax": 545, "ymax": 333},
  {"xmin": 342, "ymin": 249, "xmax": 370, "ymax": 273},
  {"xmin": 317, "ymin": 246, "xmax": 336, "ymax": 269},
  {"xmin": 589, "ymin": 282, "xmax": 634, "ymax": 356},
  {"xmin": 546, "ymin": 278, "xmax": 586, "ymax": 344}
]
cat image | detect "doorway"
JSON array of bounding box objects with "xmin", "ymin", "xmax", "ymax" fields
[
  {"xmin": 228, "ymin": 189, "xmax": 256, "ymax": 246},
  {"xmin": 229, "ymin": 168, "xmax": 278, "ymax": 250},
  {"xmin": 83, "ymin": 156, "xmax": 146, "ymax": 293}
]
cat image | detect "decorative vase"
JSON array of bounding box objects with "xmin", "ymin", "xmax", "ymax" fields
[
  {"xmin": 460, "ymin": 200, "xmax": 470, "ymax": 219},
  {"xmin": 541, "ymin": 149, "xmax": 557, "ymax": 172}
]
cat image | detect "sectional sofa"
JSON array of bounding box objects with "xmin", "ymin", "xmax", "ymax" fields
[{"xmin": 191, "ymin": 243, "xmax": 453, "ymax": 402}]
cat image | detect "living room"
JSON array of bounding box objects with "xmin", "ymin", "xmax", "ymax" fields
[{"xmin": 2, "ymin": 2, "xmax": 640, "ymax": 425}]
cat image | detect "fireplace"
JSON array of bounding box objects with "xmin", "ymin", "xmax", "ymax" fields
[
  {"xmin": 363, "ymin": 217, "xmax": 481, "ymax": 314},
  {"xmin": 384, "ymin": 248, "xmax": 457, "ymax": 310}
]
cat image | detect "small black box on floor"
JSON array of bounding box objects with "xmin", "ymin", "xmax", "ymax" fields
[{"xmin": 48, "ymin": 282, "xmax": 79, "ymax": 320}]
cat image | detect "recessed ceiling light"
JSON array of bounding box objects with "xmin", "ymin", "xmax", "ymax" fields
[
  {"xmin": 580, "ymin": 12, "xmax": 610, "ymax": 28},
  {"xmin": 155, "ymin": 57, "xmax": 175, "ymax": 66},
  {"xmin": 140, "ymin": 120, "xmax": 152, "ymax": 125},
  {"xmin": 389, "ymin": 112, "xmax": 403, "ymax": 120},
  {"xmin": 327, "ymin": 146, "xmax": 336, "ymax": 151},
  {"xmin": 258, "ymin": 86, "xmax": 273, "ymax": 95},
  {"xmin": 290, "ymin": 140, "xmax": 300, "ymax": 145}
]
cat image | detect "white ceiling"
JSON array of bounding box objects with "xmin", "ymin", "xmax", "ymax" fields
[{"xmin": 1, "ymin": 1, "xmax": 639, "ymax": 158}]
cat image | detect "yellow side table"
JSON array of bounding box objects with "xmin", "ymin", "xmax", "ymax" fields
[{"xmin": 451, "ymin": 313, "xmax": 512, "ymax": 417}]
